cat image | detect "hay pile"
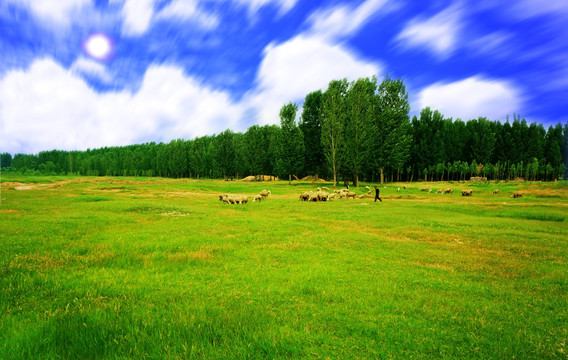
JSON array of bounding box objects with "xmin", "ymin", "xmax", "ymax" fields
[
  {"xmin": 241, "ymin": 175, "xmax": 279, "ymax": 181},
  {"xmin": 300, "ymin": 175, "xmax": 326, "ymax": 182}
]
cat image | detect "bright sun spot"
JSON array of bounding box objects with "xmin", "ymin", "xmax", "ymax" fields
[{"xmin": 83, "ymin": 33, "xmax": 113, "ymax": 60}]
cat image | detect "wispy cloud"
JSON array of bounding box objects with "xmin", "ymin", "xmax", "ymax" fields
[
  {"xmin": 468, "ymin": 31, "xmax": 514, "ymax": 58},
  {"xmin": 233, "ymin": 0, "xmax": 299, "ymax": 17},
  {"xmin": 70, "ymin": 57, "xmax": 112, "ymax": 83},
  {"xmin": 418, "ymin": 76, "xmax": 522, "ymax": 121},
  {"xmin": 305, "ymin": 0, "xmax": 390, "ymax": 41},
  {"xmin": 395, "ymin": 4, "xmax": 462, "ymax": 58},
  {"xmin": 4, "ymin": 0, "xmax": 91, "ymax": 25},
  {"xmin": 155, "ymin": 0, "xmax": 219, "ymax": 30}
]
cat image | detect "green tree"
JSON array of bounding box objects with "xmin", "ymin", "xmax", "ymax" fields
[
  {"xmin": 299, "ymin": 90, "xmax": 325, "ymax": 178},
  {"xmin": 1, "ymin": 153, "xmax": 12, "ymax": 168},
  {"xmin": 344, "ymin": 77, "xmax": 376, "ymax": 187},
  {"xmin": 371, "ymin": 77, "xmax": 411, "ymax": 185},
  {"xmin": 411, "ymin": 107, "xmax": 445, "ymax": 181},
  {"xmin": 277, "ymin": 102, "xmax": 304, "ymax": 184},
  {"xmin": 213, "ymin": 130, "xmax": 236, "ymax": 180},
  {"xmin": 466, "ymin": 117, "xmax": 495, "ymax": 165},
  {"xmin": 321, "ymin": 79, "xmax": 348, "ymax": 187}
]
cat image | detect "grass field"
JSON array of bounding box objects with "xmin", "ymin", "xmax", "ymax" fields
[{"xmin": 1, "ymin": 176, "xmax": 567, "ymax": 359}]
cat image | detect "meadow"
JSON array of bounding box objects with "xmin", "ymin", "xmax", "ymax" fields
[{"xmin": 1, "ymin": 176, "xmax": 567, "ymax": 359}]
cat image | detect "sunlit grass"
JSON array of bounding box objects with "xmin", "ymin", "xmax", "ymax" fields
[{"xmin": 1, "ymin": 176, "xmax": 567, "ymax": 359}]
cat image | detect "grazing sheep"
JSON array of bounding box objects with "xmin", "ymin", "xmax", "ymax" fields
[
  {"xmin": 436, "ymin": 189, "xmax": 443, "ymax": 194},
  {"xmin": 461, "ymin": 189, "xmax": 473, "ymax": 196},
  {"xmin": 322, "ymin": 187, "xmax": 329, "ymax": 191},
  {"xmin": 443, "ymin": 188, "xmax": 453, "ymax": 194},
  {"xmin": 316, "ymin": 191, "xmax": 330, "ymax": 202},
  {"xmin": 317, "ymin": 187, "xmax": 321, "ymax": 192},
  {"xmin": 328, "ymin": 193, "xmax": 336, "ymax": 200},
  {"xmin": 493, "ymin": 189, "xmax": 500, "ymax": 195},
  {"xmin": 259, "ymin": 189, "xmax": 271, "ymax": 198},
  {"xmin": 511, "ymin": 191, "xmax": 523, "ymax": 198},
  {"xmin": 253, "ymin": 194, "xmax": 263, "ymax": 202},
  {"xmin": 421, "ymin": 188, "xmax": 428, "ymax": 192},
  {"xmin": 357, "ymin": 194, "xmax": 365, "ymax": 199},
  {"xmin": 397, "ymin": 187, "xmax": 400, "ymax": 192},
  {"xmin": 346, "ymin": 191, "xmax": 357, "ymax": 199},
  {"xmin": 365, "ymin": 186, "xmax": 371, "ymax": 191},
  {"xmin": 308, "ymin": 192, "xmax": 318, "ymax": 202}
]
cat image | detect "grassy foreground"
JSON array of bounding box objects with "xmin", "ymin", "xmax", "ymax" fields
[{"xmin": 1, "ymin": 176, "xmax": 567, "ymax": 359}]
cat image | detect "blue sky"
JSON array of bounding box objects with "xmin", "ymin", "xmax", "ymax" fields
[{"xmin": 0, "ymin": 0, "xmax": 566, "ymax": 154}]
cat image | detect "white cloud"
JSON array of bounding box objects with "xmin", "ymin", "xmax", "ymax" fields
[
  {"xmin": 4, "ymin": 0, "xmax": 91, "ymax": 24},
  {"xmin": 234, "ymin": 0, "xmax": 298, "ymax": 16},
  {"xmin": 418, "ymin": 76, "xmax": 522, "ymax": 121},
  {"xmin": 70, "ymin": 57, "xmax": 112, "ymax": 83},
  {"xmin": 119, "ymin": 0, "xmax": 155, "ymax": 36},
  {"xmin": 306, "ymin": 0, "xmax": 389, "ymax": 40},
  {"xmin": 0, "ymin": 59, "xmax": 244, "ymax": 154},
  {"xmin": 396, "ymin": 5, "xmax": 462, "ymax": 58},
  {"xmin": 245, "ymin": 35, "xmax": 382, "ymax": 125},
  {"xmin": 155, "ymin": 0, "xmax": 219, "ymax": 29}
]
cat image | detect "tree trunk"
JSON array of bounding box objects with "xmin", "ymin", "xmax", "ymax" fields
[
  {"xmin": 289, "ymin": 174, "xmax": 291, "ymax": 185},
  {"xmin": 333, "ymin": 164, "xmax": 337, "ymax": 188},
  {"xmin": 354, "ymin": 173, "xmax": 359, "ymax": 188},
  {"xmin": 380, "ymin": 167, "xmax": 384, "ymax": 185}
]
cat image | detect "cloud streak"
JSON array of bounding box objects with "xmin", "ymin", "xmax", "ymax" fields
[
  {"xmin": 418, "ymin": 76, "xmax": 522, "ymax": 121},
  {"xmin": 395, "ymin": 4, "xmax": 462, "ymax": 58}
]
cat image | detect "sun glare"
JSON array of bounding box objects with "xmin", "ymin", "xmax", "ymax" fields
[{"xmin": 83, "ymin": 33, "xmax": 113, "ymax": 61}]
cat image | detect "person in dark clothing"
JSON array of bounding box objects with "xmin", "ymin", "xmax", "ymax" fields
[{"xmin": 374, "ymin": 186, "xmax": 382, "ymax": 202}]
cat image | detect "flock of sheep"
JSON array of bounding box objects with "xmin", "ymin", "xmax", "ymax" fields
[
  {"xmin": 420, "ymin": 187, "xmax": 523, "ymax": 198},
  {"xmin": 218, "ymin": 189, "xmax": 271, "ymax": 204},
  {"xmin": 218, "ymin": 185, "xmax": 523, "ymax": 204}
]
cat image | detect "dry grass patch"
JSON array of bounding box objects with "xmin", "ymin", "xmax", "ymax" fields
[
  {"xmin": 9, "ymin": 253, "xmax": 66, "ymax": 271},
  {"xmin": 412, "ymin": 261, "xmax": 455, "ymax": 272},
  {"xmin": 261, "ymin": 242, "xmax": 304, "ymax": 250},
  {"xmin": 167, "ymin": 249, "xmax": 215, "ymax": 262}
]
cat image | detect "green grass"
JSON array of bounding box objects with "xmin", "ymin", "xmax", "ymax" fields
[{"xmin": 1, "ymin": 176, "xmax": 567, "ymax": 359}]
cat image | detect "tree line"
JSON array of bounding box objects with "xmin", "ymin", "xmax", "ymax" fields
[{"xmin": 2, "ymin": 76, "xmax": 567, "ymax": 184}]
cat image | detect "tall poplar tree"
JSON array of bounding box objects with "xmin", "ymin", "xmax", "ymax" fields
[
  {"xmin": 344, "ymin": 77, "xmax": 376, "ymax": 187},
  {"xmin": 278, "ymin": 102, "xmax": 304, "ymax": 184},
  {"xmin": 321, "ymin": 79, "xmax": 348, "ymax": 187},
  {"xmin": 299, "ymin": 90, "xmax": 325, "ymax": 178},
  {"xmin": 371, "ymin": 77, "xmax": 411, "ymax": 185}
]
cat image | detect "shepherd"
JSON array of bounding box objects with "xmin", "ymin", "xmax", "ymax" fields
[{"xmin": 374, "ymin": 186, "xmax": 382, "ymax": 202}]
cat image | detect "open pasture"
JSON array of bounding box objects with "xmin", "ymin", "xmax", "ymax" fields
[{"xmin": 1, "ymin": 176, "xmax": 567, "ymax": 359}]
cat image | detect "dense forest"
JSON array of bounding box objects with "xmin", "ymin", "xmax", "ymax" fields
[{"xmin": 2, "ymin": 76, "xmax": 567, "ymax": 184}]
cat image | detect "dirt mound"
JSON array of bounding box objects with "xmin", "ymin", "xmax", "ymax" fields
[
  {"xmin": 241, "ymin": 175, "xmax": 279, "ymax": 181},
  {"xmin": 300, "ymin": 176, "xmax": 326, "ymax": 182}
]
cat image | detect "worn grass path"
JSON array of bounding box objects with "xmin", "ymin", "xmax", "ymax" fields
[{"xmin": 1, "ymin": 176, "xmax": 567, "ymax": 359}]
